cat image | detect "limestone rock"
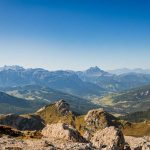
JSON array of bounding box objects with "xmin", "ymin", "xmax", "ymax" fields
[
  {"xmin": 91, "ymin": 126, "xmax": 125, "ymax": 150},
  {"xmin": 125, "ymin": 136, "xmax": 150, "ymax": 150},
  {"xmin": 84, "ymin": 108, "xmax": 118, "ymax": 128},
  {"xmin": 0, "ymin": 135, "xmax": 95, "ymax": 150},
  {"xmin": 42, "ymin": 123, "xmax": 87, "ymax": 143},
  {"xmin": 83, "ymin": 108, "xmax": 119, "ymax": 139},
  {"xmin": 55, "ymin": 100, "xmax": 70, "ymax": 115}
]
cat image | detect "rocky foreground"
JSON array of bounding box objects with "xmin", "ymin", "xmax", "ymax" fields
[
  {"xmin": 0, "ymin": 124, "xmax": 150, "ymax": 150},
  {"xmin": 0, "ymin": 100, "xmax": 150, "ymax": 150}
]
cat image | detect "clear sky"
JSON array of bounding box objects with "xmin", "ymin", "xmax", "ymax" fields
[{"xmin": 0, "ymin": 0, "xmax": 150, "ymax": 71}]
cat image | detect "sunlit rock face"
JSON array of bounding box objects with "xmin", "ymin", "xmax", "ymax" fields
[{"xmin": 91, "ymin": 126, "xmax": 125, "ymax": 150}]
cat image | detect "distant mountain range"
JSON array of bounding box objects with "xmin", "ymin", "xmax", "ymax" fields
[
  {"xmin": 0, "ymin": 65, "xmax": 105, "ymax": 98},
  {"xmin": 0, "ymin": 65, "xmax": 150, "ymax": 97},
  {"xmin": 77, "ymin": 66, "xmax": 150, "ymax": 92},
  {"xmin": 108, "ymin": 68, "xmax": 150, "ymax": 75},
  {"xmin": 0, "ymin": 65, "xmax": 150, "ymax": 115}
]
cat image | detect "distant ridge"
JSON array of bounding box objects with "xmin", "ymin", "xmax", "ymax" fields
[
  {"xmin": 108, "ymin": 68, "xmax": 150, "ymax": 75},
  {"xmin": 0, "ymin": 65, "xmax": 105, "ymax": 98},
  {"xmin": 1, "ymin": 65, "xmax": 150, "ymax": 96}
]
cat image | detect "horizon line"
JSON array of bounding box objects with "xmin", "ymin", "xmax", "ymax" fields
[{"xmin": 0, "ymin": 65, "xmax": 150, "ymax": 72}]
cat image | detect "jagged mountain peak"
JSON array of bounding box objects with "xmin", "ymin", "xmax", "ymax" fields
[
  {"xmin": 86, "ymin": 66, "xmax": 103, "ymax": 73},
  {"xmin": 82, "ymin": 66, "xmax": 110, "ymax": 77}
]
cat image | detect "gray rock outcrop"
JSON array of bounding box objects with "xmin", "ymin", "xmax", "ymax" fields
[
  {"xmin": 91, "ymin": 126, "xmax": 125, "ymax": 150},
  {"xmin": 125, "ymin": 136, "xmax": 150, "ymax": 150},
  {"xmin": 42, "ymin": 123, "xmax": 87, "ymax": 143},
  {"xmin": 83, "ymin": 108, "xmax": 119, "ymax": 139}
]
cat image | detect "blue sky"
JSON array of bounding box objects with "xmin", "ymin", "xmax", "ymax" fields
[{"xmin": 0, "ymin": 0, "xmax": 150, "ymax": 70}]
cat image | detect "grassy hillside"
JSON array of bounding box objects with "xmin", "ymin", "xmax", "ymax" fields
[
  {"xmin": 36, "ymin": 100, "xmax": 75, "ymax": 126},
  {"xmin": 121, "ymin": 120, "xmax": 150, "ymax": 137}
]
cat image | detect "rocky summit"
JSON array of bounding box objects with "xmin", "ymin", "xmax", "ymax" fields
[
  {"xmin": 52, "ymin": 99, "xmax": 70, "ymax": 115},
  {"xmin": 0, "ymin": 100, "xmax": 149, "ymax": 150},
  {"xmin": 36, "ymin": 100, "xmax": 75, "ymax": 126}
]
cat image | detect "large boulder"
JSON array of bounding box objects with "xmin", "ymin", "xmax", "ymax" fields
[
  {"xmin": 84, "ymin": 108, "xmax": 118, "ymax": 128},
  {"xmin": 125, "ymin": 136, "xmax": 150, "ymax": 150},
  {"xmin": 81, "ymin": 108, "xmax": 119, "ymax": 139},
  {"xmin": 42, "ymin": 123, "xmax": 87, "ymax": 143},
  {"xmin": 91, "ymin": 126, "xmax": 125, "ymax": 150}
]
